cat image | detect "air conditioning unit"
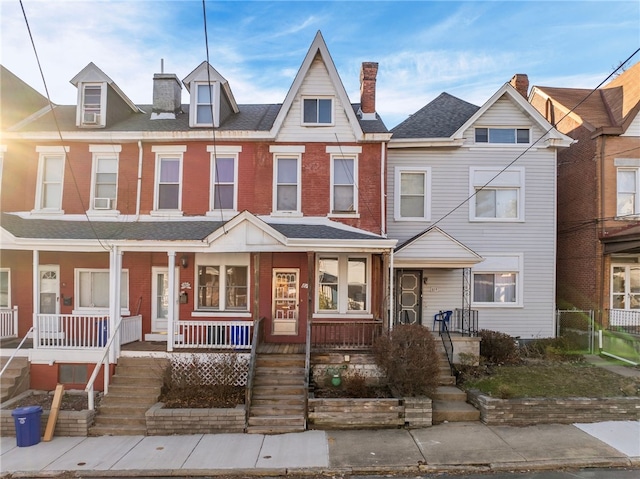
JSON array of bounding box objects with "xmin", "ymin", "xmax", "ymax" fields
[
  {"xmin": 93, "ymin": 197, "xmax": 112, "ymax": 210},
  {"xmin": 83, "ymin": 112, "xmax": 99, "ymax": 124}
]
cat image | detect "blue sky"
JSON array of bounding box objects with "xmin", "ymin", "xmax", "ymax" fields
[{"xmin": 1, "ymin": 0, "xmax": 639, "ymax": 127}]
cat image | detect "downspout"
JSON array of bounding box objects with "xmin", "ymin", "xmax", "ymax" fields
[
  {"xmin": 599, "ymin": 136, "xmax": 606, "ymax": 327},
  {"xmin": 389, "ymin": 250, "xmax": 394, "ymax": 331},
  {"xmin": 32, "ymin": 250, "xmax": 39, "ymax": 346},
  {"xmin": 380, "ymin": 142, "xmax": 386, "ymax": 237},
  {"xmin": 136, "ymin": 140, "xmax": 143, "ymax": 218}
]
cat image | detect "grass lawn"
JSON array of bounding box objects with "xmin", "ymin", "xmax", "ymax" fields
[{"xmin": 461, "ymin": 360, "xmax": 640, "ymax": 399}]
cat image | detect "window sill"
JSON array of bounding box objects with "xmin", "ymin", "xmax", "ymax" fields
[
  {"xmin": 206, "ymin": 210, "xmax": 238, "ymax": 220},
  {"xmin": 191, "ymin": 311, "xmax": 251, "ymax": 318},
  {"xmin": 86, "ymin": 209, "xmax": 120, "ymax": 217},
  {"xmin": 469, "ymin": 218, "xmax": 524, "ymax": 223},
  {"xmin": 394, "ymin": 216, "xmax": 431, "ymax": 222},
  {"xmin": 328, "ymin": 212, "xmax": 360, "ymax": 219},
  {"xmin": 312, "ymin": 312, "xmax": 373, "ymax": 319},
  {"xmin": 30, "ymin": 209, "xmax": 65, "ymax": 217},
  {"xmin": 150, "ymin": 210, "xmax": 183, "ymax": 217},
  {"xmin": 270, "ymin": 211, "xmax": 303, "ymax": 218}
]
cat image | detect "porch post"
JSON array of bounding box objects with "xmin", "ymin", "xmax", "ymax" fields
[
  {"xmin": 108, "ymin": 246, "xmax": 121, "ymax": 362},
  {"xmin": 167, "ymin": 251, "xmax": 176, "ymax": 352},
  {"xmin": 32, "ymin": 250, "xmax": 39, "ymax": 347},
  {"xmin": 388, "ymin": 250, "xmax": 395, "ymax": 332},
  {"xmin": 382, "ymin": 251, "xmax": 389, "ymax": 331}
]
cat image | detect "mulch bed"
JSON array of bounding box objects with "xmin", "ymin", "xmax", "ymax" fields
[
  {"xmin": 159, "ymin": 385, "xmax": 245, "ymax": 408},
  {"xmin": 9, "ymin": 392, "xmax": 102, "ymax": 411}
]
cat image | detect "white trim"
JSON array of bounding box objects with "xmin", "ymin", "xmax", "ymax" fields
[
  {"xmin": 88, "ymin": 149, "xmax": 119, "ymax": 215},
  {"xmin": 152, "ymin": 145, "xmax": 187, "ymax": 153},
  {"xmin": 74, "ymin": 268, "xmax": 129, "ymax": 313},
  {"xmin": 89, "ymin": 144, "xmax": 122, "ymax": 153},
  {"xmin": 616, "ymin": 167, "xmax": 640, "ymax": 217},
  {"xmin": 469, "ymin": 167, "xmax": 525, "ymax": 222},
  {"xmin": 471, "ymin": 254, "xmax": 523, "ymax": 308},
  {"xmin": 316, "ymin": 254, "xmax": 371, "ymax": 314},
  {"xmin": 190, "ymin": 82, "xmax": 220, "ymax": 127},
  {"xmin": 269, "ymin": 145, "xmax": 306, "ymax": 153},
  {"xmin": 33, "ymin": 151, "xmax": 66, "ymax": 213},
  {"xmin": 209, "ymin": 150, "xmax": 239, "ymax": 213},
  {"xmin": 0, "ymin": 268, "xmax": 11, "ymax": 308},
  {"xmin": 152, "ymin": 150, "xmax": 184, "ymax": 213},
  {"xmin": 301, "ymin": 96, "xmax": 335, "ymax": 126},
  {"xmin": 207, "ymin": 145, "xmax": 243, "ymax": 154},
  {"xmin": 272, "ymin": 153, "xmax": 302, "ymax": 215},
  {"xmin": 394, "ymin": 166, "xmax": 432, "ymax": 222},
  {"xmin": 77, "ymin": 82, "xmax": 106, "ymax": 128},
  {"xmin": 194, "ymin": 253, "xmax": 250, "ymax": 312},
  {"xmin": 326, "ymin": 146, "xmax": 362, "ymax": 154},
  {"xmin": 35, "ymin": 146, "xmax": 70, "ymax": 153}
]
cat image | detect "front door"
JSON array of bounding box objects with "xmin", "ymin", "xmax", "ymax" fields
[
  {"xmin": 272, "ymin": 269, "xmax": 299, "ymax": 335},
  {"xmin": 152, "ymin": 267, "xmax": 179, "ymax": 332},
  {"xmin": 396, "ymin": 269, "xmax": 422, "ymax": 325},
  {"xmin": 39, "ymin": 265, "xmax": 60, "ymax": 314},
  {"xmin": 612, "ymin": 264, "xmax": 640, "ymax": 310}
]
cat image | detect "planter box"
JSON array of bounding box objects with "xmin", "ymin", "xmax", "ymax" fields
[
  {"xmin": 467, "ymin": 389, "xmax": 640, "ymax": 426},
  {"xmin": 145, "ymin": 402, "xmax": 246, "ymax": 435},
  {"xmin": 308, "ymin": 396, "xmax": 431, "ymax": 429}
]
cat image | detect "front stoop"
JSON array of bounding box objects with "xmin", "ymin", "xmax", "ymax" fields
[
  {"xmin": 432, "ymin": 348, "xmax": 480, "ymax": 423},
  {"xmin": 246, "ymin": 351, "xmax": 306, "ymax": 434},
  {"xmin": 89, "ymin": 357, "xmax": 168, "ymax": 436},
  {"xmin": 0, "ymin": 357, "xmax": 29, "ymax": 403}
]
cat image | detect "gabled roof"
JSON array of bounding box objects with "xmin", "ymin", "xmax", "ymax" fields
[
  {"xmin": 182, "ymin": 61, "xmax": 239, "ymax": 114},
  {"xmin": 0, "ymin": 65, "xmax": 49, "ymax": 129},
  {"xmin": 394, "ymin": 226, "xmax": 483, "ymax": 268},
  {"xmin": 70, "ymin": 62, "xmax": 142, "ymax": 113},
  {"xmin": 532, "ymin": 61, "xmax": 640, "ymax": 134},
  {"xmin": 269, "ymin": 31, "xmax": 366, "ymax": 140}
]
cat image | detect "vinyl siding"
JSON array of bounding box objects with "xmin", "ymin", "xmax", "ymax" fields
[
  {"xmin": 622, "ymin": 112, "xmax": 640, "ymax": 137},
  {"xmin": 389, "ymin": 96, "xmax": 557, "ymax": 338}
]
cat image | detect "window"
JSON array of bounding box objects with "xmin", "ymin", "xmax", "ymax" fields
[
  {"xmin": 275, "ymin": 156, "xmax": 300, "ymax": 212},
  {"xmin": 197, "ymin": 264, "xmax": 248, "ymax": 311},
  {"xmin": 90, "ymin": 145, "xmax": 120, "ymax": 211},
  {"xmin": 81, "ymin": 84, "xmax": 102, "ymax": 125},
  {"xmin": 152, "ymin": 146, "xmax": 186, "ymax": 214},
  {"xmin": 317, "ymin": 255, "xmax": 369, "ymax": 314},
  {"xmin": 196, "ymin": 83, "xmax": 215, "ymax": 125},
  {"xmin": 332, "ymin": 156, "xmax": 357, "ymax": 213},
  {"xmin": 395, "ymin": 167, "xmax": 431, "ymax": 221},
  {"xmin": 34, "ymin": 147, "xmax": 67, "ymax": 212},
  {"xmin": 470, "ymin": 167, "xmax": 524, "ymax": 221},
  {"xmin": 59, "ymin": 365, "xmax": 88, "ymax": 384},
  {"xmin": 617, "ymin": 168, "xmax": 639, "ymax": 217},
  {"xmin": 475, "ymin": 128, "xmax": 530, "ymax": 144},
  {"xmin": 208, "ymin": 146, "xmax": 241, "ymax": 213},
  {"xmin": 303, "ymin": 97, "xmax": 332, "ymax": 125},
  {"xmin": 76, "ymin": 269, "xmax": 129, "ymax": 311},
  {"xmin": 0, "ymin": 269, "xmax": 9, "ymax": 308},
  {"xmin": 472, "ymin": 255, "xmax": 522, "ymax": 307}
]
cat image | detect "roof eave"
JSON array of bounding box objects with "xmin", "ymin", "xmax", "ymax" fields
[{"xmin": 388, "ymin": 138, "xmax": 463, "ymax": 148}]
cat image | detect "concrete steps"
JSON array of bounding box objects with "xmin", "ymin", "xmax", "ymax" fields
[
  {"xmin": 247, "ymin": 350, "xmax": 306, "ymax": 434},
  {"xmin": 0, "ymin": 357, "xmax": 29, "ymax": 404},
  {"xmin": 89, "ymin": 357, "xmax": 168, "ymax": 436},
  {"xmin": 432, "ymin": 345, "xmax": 480, "ymax": 423}
]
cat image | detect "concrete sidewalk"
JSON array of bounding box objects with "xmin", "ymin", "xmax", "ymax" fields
[{"xmin": 1, "ymin": 421, "xmax": 638, "ymax": 478}]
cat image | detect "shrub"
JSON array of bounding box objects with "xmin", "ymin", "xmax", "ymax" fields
[
  {"xmin": 520, "ymin": 337, "xmax": 585, "ymax": 362},
  {"xmin": 479, "ymin": 329, "xmax": 520, "ymax": 365},
  {"xmin": 342, "ymin": 369, "xmax": 369, "ymax": 398},
  {"xmin": 372, "ymin": 324, "xmax": 440, "ymax": 397}
]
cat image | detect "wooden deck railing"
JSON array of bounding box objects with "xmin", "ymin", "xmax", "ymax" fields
[
  {"xmin": 36, "ymin": 313, "xmax": 110, "ymax": 349},
  {"xmin": 174, "ymin": 320, "xmax": 253, "ymax": 349},
  {"xmin": 310, "ymin": 319, "xmax": 383, "ymax": 350},
  {"xmin": 0, "ymin": 306, "xmax": 18, "ymax": 340}
]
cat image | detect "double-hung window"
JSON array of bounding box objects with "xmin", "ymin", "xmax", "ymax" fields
[
  {"xmin": 0, "ymin": 269, "xmax": 10, "ymax": 308},
  {"xmin": 317, "ymin": 255, "xmax": 369, "ymax": 315},
  {"xmin": 394, "ymin": 167, "xmax": 431, "ymax": 221},
  {"xmin": 470, "ymin": 167, "xmax": 524, "ymax": 221},
  {"xmin": 81, "ymin": 84, "xmax": 103, "ymax": 126},
  {"xmin": 302, "ymin": 97, "xmax": 333, "ymax": 125},
  {"xmin": 152, "ymin": 146, "xmax": 186, "ymax": 214},
  {"xmin": 330, "ymin": 154, "xmax": 359, "ymax": 214},
  {"xmin": 34, "ymin": 146, "xmax": 68, "ymax": 213},
  {"xmin": 472, "ymin": 255, "xmax": 522, "ymax": 307},
  {"xmin": 76, "ymin": 269, "xmax": 129, "ymax": 312},
  {"xmin": 89, "ymin": 145, "xmax": 120, "ymax": 212},
  {"xmin": 475, "ymin": 127, "xmax": 530, "ymax": 144},
  {"xmin": 195, "ymin": 254, "xmax": 249, "ymax": 312},
  {"xmin": 617, "ymin": 167, "xmax": 640, "ymax": 217},
  {"xmin": 196, "ymin": 83, "xmax": 215, "ymax": 125},
  {"xmin": 208, "ymin": 146, "xmax": 240, "ymax": 213}
]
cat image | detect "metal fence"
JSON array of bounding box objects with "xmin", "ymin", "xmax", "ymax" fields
[{"xmin": 555, "ymin": 309, "xmax": 594, "ymax": 353}]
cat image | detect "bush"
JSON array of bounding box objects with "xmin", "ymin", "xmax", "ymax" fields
[
  {"xmin": 372, "ymin": 324, "xmax": 440, "ymax": 397},
  {"xmin": 520, "ymin": 337, "xmax": 585, "ymax": 362},
  {"xmin": 479, "ymin": 329, "xmax": 520, "ymax": 365}
]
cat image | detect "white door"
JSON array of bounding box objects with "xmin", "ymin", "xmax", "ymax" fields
[
  {"xmin": 272, "ymin": 269, "xmax": 299, "ymax": 335},
  {"xmin": 39, "ymin": 265, "xmax": 60, "ymax": 314},
  {"xmin": 152, "ymin": 267, "xmax": 179, "ymax": 332},
  {"xmin": 612, "ymin": 264, "xmax": 640, "ymax": 310}
]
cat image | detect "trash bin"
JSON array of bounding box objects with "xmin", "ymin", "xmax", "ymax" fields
[
  {"xmin": 12, "ymin": 406, "xmax": 43, "ymax": 447},
  {"xmin": 231, "ymin": 325, "xmax": 247, "ymax": 347},
  {"xmin": 97, "ymin": 319, "xmax": 108, "ymax": 347}
]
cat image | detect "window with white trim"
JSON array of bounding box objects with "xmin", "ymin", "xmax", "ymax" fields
[
  {"xmin": 394, "ymin": 167, "xmax": 431, "ymax": 221},
  {"xmin": 81, "ymin": 84, "xmax": 103, "ymax": 126},
  {"xmin": 302, "ymin": 97, "xmax": 333, "ymax": 125},
  {"xmin": 75, "ymin": 269, "xmax": 129, "ymax": 311},
  {"xmin": 34, "ymin": 147, "xmax": 67, "ymax": 212},
  {"xmin": 617, "ymin": 167, "xmax": 640, "ymax": 217},
  {"xmin": 196, "ymin": 254, "xmax": 249, "ymax": 311},
  {"xmin": 475, "ymin": 127, "xmax": 530, "ymax": 144},
  {"xmin": 152, "ymin": 146, "xmax": 185, "ymax": 213},
  {"xmin": 0, "ymin": 269, "xmax": 10, "ymax": 308},
  {"xmin": 317, "ymin": 255, "xmax": 369, "ymax": 314},
  {"xmin": 331, "ymin": 155, "xmax": 358, "ymax": 214},
  {"xmin": 208, "ymin": 146, "xmax": 240, "ymax": 213},
  {"xmin": 472, "ymin": 255, "xmax": 522, "ymax": 307},
  {"xmin": 90, "ymin": 145, "xmax": 120, "ymax": 212},
  {"xmin": 196, "ymin": 83, "xmax": 215, "ymax": 125},
  {"xmin": 470, "ymin": 167, "xmax": 524, "ymax": 221},
  {"xmin": 274, "ymin": 155, "xmax": 300, "ymax": 213}
]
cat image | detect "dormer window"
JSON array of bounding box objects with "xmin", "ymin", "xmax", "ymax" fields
[
  {"xmin": 196, "ymin": 83, "xmax": 215, "ymax": 125},
  {"xmin": 80, "ymin": 83, "xmax": 105, "ymax": 127},
  {"xmin": 303, "ymin": 97, "xmax": 333, "ymax": 125}
]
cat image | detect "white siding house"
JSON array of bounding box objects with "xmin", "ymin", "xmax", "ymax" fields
[{"xmin": 388, "ymin": 84, "xmax": 573, "ymax": 339}]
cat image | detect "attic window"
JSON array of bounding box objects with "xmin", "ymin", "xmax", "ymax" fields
[
  {"xmin": 81, "ymin": 84, "xmax": 102, "ymax": 126},
  {"xmin": 475, "ymin": 128, "xmax": 530, "ymax": 144},
  {"xmin": 196, "ymin": 83, "xmax": 215, "ymax": 125},
  {"xmin": 303, "ymin": 98, "xmax": 333, "ymax": 125}
]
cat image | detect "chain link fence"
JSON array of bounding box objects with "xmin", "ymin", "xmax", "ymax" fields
[{"xmin": 555, "ymin": 309, "xmax": 594, "ymax": 353}]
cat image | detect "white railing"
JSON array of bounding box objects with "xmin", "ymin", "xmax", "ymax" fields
[
  {"xmin": 607, "ymin": 309, "xmax": 640, "ymax": 335},
  {"xmin": 174, "ymin": 320, "xmax": 252, "ymax": 349},
  {"xmin": 0, "ymin": 306, "xmax": 18, "ymax": 339},
  {"xmin": 120, "ymin": 315, "xmax": 142, "ymax": 345},
  {"xmin": 36, "ymin": 313, "xmax": 109, "ymax": 349}
]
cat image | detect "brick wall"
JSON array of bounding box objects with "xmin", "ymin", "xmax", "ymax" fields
[
  {"xmin": 145, "ymin": 402, "xmax": 246, "ymax": 435},
  {"xmin": 0, "ymin": 408, "xmax": 94, "ymax": 438}
]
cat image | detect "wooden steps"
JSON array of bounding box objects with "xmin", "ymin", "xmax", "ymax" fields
[
  {"xmin": 0, "ymin": 357, "xmax": 29, "ymax": 403},
  {"xmin": 89, "ymin": 357, "xmax": 168, "ymax": 436},
  {"xmin": 247, "ymin": 349, "xmax": 306, "ymax": 434}
]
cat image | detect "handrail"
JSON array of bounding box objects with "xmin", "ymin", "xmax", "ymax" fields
[
  {"xmin": 304, "ymin": 318, "xmax": 312, "ymax": 429},
  {"xmin": 84, "ymin": 316, "xmax": 125, "ymax": 410},
  {"xmin": 439, "ymin": 318, "xmax": 455, "ymax": 377},
  {"xmin": 244, "ymin": 317, "xmax": 263, "ymax": 426},
  {"xmin": 0, "ymin": 327, "xmax": 33, "ymax": 378}
]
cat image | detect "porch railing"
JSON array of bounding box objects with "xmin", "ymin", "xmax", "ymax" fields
[
  {"xmin": 452, "ymin": 308, "xmax": 478, "ymax": 336},
  {"xmin": 439, "ymin": 317, "xmax": 455, "ymax": 376},
  {"xmin": 174, "ymin": 320, "xmax": 253, "ymax": 349},
  {"xmin": 0, "ymin": 306, "xmax": 18, "ymax": 340},
  {"xmin": 245, "ymin": 317, "xmax": 264, "ymax": 423},
  {"xmin": 606, "ymin": 309, "xmax": 640, "ymax": 335},
  {"xmin": 310, "ymin": 319, "xmax": 383, "ymax": 350},
  {"xmin": 120, "ymin": 315, "xmax": 142, "ymax": 345},
  {"xmin": 36, "ymin": 313, "xmax": 109, "ymax": 349}
]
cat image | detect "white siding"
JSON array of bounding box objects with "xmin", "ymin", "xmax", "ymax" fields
[
  {"xmin": 622, "ymin": 111, "xmax": 640, "ymax": 137},
  {"xmin": 389, "ymin": 96, "xmax": 557, "ymax": 338},
  {"xmin": 276, "ymin": 54, "xmax": 356, "ymax": 143}
]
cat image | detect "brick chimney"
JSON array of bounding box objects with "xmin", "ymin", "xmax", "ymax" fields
[
  {"xmin": 360, "ymin": 62, "xmax": 378, "ymax": 120},
  {"xmin": 510, "ymin": 74, "xmax": 529, "ymax": 98},
  {"xmin": 151, "ymin": 72, "xmax": 182, "ymax": 120}
]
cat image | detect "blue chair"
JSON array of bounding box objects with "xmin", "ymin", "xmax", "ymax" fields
[{"xmin": 433, "ymin": 310, "xmax": 452, "ymax": 332}]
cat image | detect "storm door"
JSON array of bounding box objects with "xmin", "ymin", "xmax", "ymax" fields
[
  {"xmin": 272, "ymin": 269, "xmax": 299, "ymax": 335},
  {"xmin": 396, "ymin": 269, "xmax": 422, "ymax": 325}
]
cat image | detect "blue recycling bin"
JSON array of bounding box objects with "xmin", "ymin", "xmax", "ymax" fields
[
  {"xmin": 97, "ymin": 319, "xmax": 108, "ymax": 346},
  {"xmin": 231, "ymin": 325, "xmax": 247, "ymax": 347},
  {"xmin": 12, "ymin": 405, "xmax": 42, "ymax": 447}
]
